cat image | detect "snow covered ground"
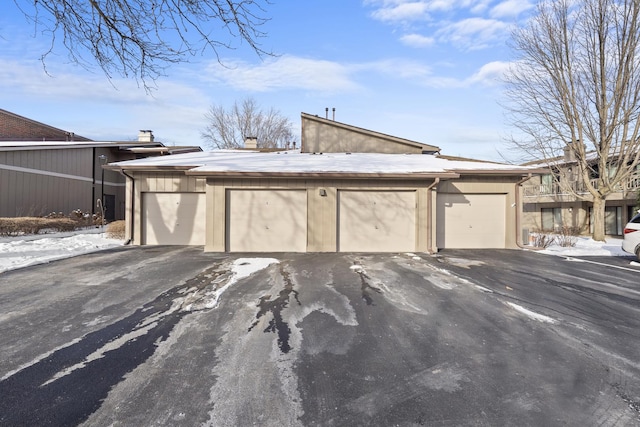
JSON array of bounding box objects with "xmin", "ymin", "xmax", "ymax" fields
[
  {"xmin": 0, "ymin": 230, "xmax": 632, "ymax": 275},
  {"xmin": 539, "ymin": 235, "xmax": 627, "ymax": 257},
  {"xmin": 0, "ymin": 228, "xmax": 124, "ymax": 274}
]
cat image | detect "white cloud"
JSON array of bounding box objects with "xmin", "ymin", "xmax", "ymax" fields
[
  {"xmin": 465, "ymin": 61, "xmax": 510, "ymax": 85},
  {"xmin": 436, "ymin": 17, "xmax": 510, "ymax": 50},
  {"xmin": 0, "ymin": 59, "xmax": 145, "ymax": 103},
  {"xmin": 359, "ymin": 58, "xmax": 433, "ymax": 80},
  {"xmin": 365, "ymin": 1, "xmax": 529, "ymax": 50},
  {"xmin": 365, "ymin": 0, "xmax": 496, "ymax": 23},
  {"xmin": 0, "ymin": 58, "xmax": 211, "ymax": 144},
  {"xmin": 202, "ymin": 56, "xmax": 360, "ymax": 93},
  {"xmin": 409, "ymin": 61, "xmax": 510, "ymax": 89},
  {"xmin": 201, "ymin": 53, "xmax": 504, "ymax": 93},
  {"xmin": 490, "ymin": 0, "xmax": 534, "ymax": 18},
  {"xmin": 400, "ymin": 33, "xmax": 435, "ymax": 47},
  {"xmin": 470, "ymin": 0, "xmax": 493, "ymax": 14},
  {"xmin": 368, "ymin": 1, "xmax": 433, "ymax": 23}
]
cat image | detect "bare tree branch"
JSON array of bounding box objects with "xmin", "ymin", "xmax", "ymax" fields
[
  {"xmin": 504, "ymin": 0, "xmax": 640, "ymax": 240},
  {"xmin": 201, "ymin": 97, "xmax": 294, "ymax": 149},
  {"xmin": 11, "ymin": 0, "xmax": 272, "ymax": 89}
]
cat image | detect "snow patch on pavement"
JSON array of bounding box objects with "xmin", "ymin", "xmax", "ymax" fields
[
  {"xmin": 443, "ymin": 257, "xmax": 486, "ymax": 268},
  {"xmin": 506, "ymin": 302, "xmax": 557, "ymax": 324},
  {"xmin": 184, "ymin": 258, "xmax": 279, "ymax": 311}
]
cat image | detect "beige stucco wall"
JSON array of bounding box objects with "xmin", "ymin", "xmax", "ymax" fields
[
  {"xmin": 126, "ymin": 171, "xmax": 524, "ymax": 252},
  {"xmin": 301, "ymin": 114, "xmax": 434, "ymax": 154},
  {"xmin": 205, "ymin": 178, "xmax": 434, "ymax": 252}
]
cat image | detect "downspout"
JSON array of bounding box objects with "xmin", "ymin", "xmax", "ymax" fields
[
  {"xmin": 426, "ymin": 178, "xmax": 440, "ymax": 254},
  {"xmin": 120, "ymin": 169, "xmax": 135, "ymax": 245},
  {"xmin": 515, "ymin": 173, "xmax": 533, "ymax": 249},
  {"xmin": 91, "ymin": 147, "xmax": 96, "ymax": 215}
]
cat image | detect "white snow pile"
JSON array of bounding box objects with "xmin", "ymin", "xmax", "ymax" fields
[
  {"xmin": 536, "ymin": 236, "xmax": 627, "ymax": 257},
  {"xmin": 0, "ymin": 229, "xmax": 124, "ymax": 274}
]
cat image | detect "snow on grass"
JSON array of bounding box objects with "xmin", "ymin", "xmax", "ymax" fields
[
  {"xmin": 537, "ymin": 236, "xmax": 627, "ymax": 257},
  {"xmin": 0, "ymin": 230, "xmax": 124, "ymax": 274}
]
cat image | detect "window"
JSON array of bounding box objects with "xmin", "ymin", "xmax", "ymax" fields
[
  {"xmin": 605, "ymin": 206, "xmax": 622, "ymax": 235},
  {"xmin": 541, "ymin": 174, "xmax": 554, "ymax": 194},
  {"xmin": 629, "ymin": 206, "xmax": 640, "ymax": 224},
  {"xmin": 541, "ymin": 208, "xmax": 562, "ymax": 231},
  {"xmin": 589, "ymin": 206, "xmax": 623, "ymax": 235}
]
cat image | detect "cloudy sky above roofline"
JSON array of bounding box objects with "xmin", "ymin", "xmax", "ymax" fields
[{"xmin": 0, "ymin": 1, "xmax": 535, "ymax": 161}]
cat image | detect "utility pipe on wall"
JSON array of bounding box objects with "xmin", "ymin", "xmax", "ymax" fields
[
  {"xmin": 515, "ymin": 173, "xmax": 533, "ymax": 249},
  {"xmin": 426, "ymin": 177, "xmax": 440, "ymax": 254},
  {"xmin": 120, "ymin": 169, "xmax": 135, "ymax": 245}
]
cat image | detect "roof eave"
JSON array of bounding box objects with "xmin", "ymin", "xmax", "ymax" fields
[
  {"xmin": 104, "ymin": 165, "xmax": 196, "ymax": 171},
  {"xmin": 452, "ymin": 168, "xmax": 547, "ymax": 176},
  {"xmin": 184, "ymin": 170, "xmax": 461, "ymax": 180}
]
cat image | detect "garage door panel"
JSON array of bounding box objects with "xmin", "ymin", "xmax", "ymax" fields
[
  {"xmin": 228, "ymin": 190, "xmax": 307, "ymax": 252},
  {"xmin": 437, "ymin": 193, "xmax": 505, "ymax": 249},
  {"xmin": 143, "ymin": 193, "xmax": 206, "ymax": 245},
  {"xmin": 339, "ymin": 190, "xmax": 416, "ymax": 252}
]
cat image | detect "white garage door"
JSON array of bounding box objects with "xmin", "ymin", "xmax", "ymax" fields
[
  {"xmin": 437, "ymin": 193, "xmax": 506, "ymax": 249},
  {"xmin": 339, "ymin": 190, "xmax": 416, "ymax": 252},
  {"xmin": 227, "ymin": 189, "xmax": 307, "ymax": 252},
  {"xmin": 143, "ymin": 192, "xmax": 206, "ymax": 245}
]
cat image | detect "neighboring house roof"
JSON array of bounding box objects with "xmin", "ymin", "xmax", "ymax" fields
[
  {"xmin": 300, "ymin": 112, "xmax": 440, "ymax": 154},
  {"xmin": 108, "ymin": 150, "xmax": 539, "ymax": 178},
  {"xmin": 0, "ymin": 140, "xmax": 164, "ymax": 151},
  {"xmin": 0, "ymin": 108, "xmax": 92, "ymax": 141},
  {"xmin": 0, "ymin": 140, "xmax": 203, "ymax": 154}
]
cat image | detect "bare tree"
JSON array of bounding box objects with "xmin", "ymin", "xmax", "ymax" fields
[
  {"xmin": 504, "ymin": 0, "xmax": 640, "ymax": 241},
  {"xmin": 11, "ymin": 0, "xmax": 271, "ymax": 87},
  {"xmin": 202, "ymin": 98, "xmax": 294, "ymax": 149}
]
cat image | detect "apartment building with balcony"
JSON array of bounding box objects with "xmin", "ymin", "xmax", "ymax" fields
[{"xmin": 522, "ymin": 147, "xmax": 640, "ymax": 236}]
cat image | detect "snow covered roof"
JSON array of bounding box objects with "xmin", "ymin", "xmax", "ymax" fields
[{"xmin": 108, "ymin": 150, "xmax": 539, "ymax": 177}]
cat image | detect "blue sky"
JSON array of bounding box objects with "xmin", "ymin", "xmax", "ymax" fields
[{"xmin": 0, "ymin": 1, "xmax": 534, "ymax": 161}]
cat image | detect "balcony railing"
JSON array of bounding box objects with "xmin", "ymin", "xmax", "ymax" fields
[{"xmin": 523, "ymin": 174, "xmax": 640, "ymax": 197}]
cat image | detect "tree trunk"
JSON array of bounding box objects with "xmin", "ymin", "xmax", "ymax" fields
[{"xmin": 591, "ymin": 196, "xmax": 607, "ymax": 242}]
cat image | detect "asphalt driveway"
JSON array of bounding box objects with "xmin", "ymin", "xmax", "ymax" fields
[{"xmin": 0, "ymin": 247, "xmax": 639, "ymax": 426}]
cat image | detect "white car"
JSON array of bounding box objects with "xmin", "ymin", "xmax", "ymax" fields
[{"xmin": 622, "ymin": 212, "xmax": 640, "ymax": 260}]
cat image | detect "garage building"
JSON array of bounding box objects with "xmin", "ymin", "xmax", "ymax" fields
[{"xmin": 109, "ymin": 113, "xmax": 540, "ymax": 252}]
